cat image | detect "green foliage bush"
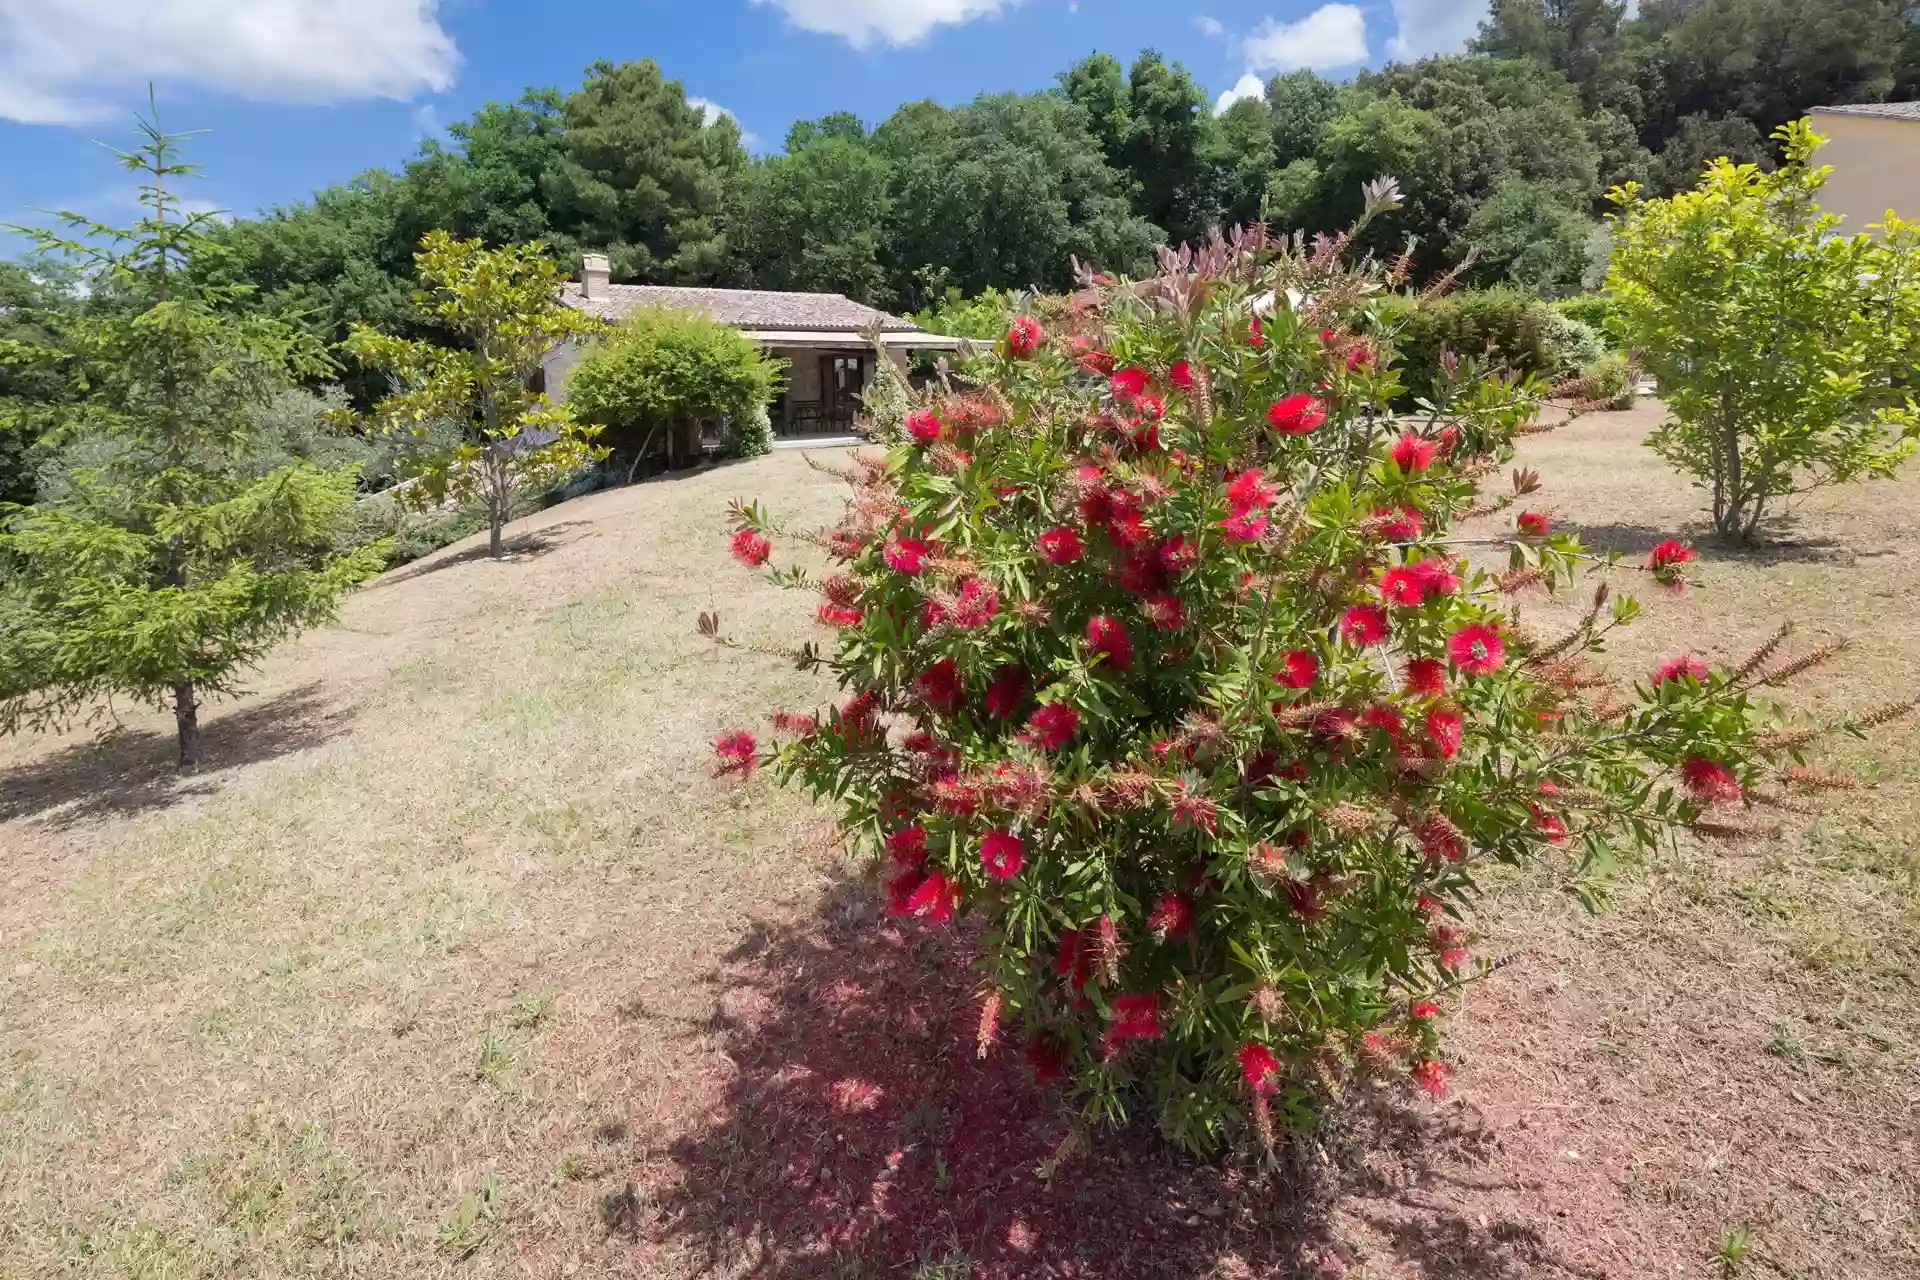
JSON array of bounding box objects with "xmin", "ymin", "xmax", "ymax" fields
[
  {"xmin": 1572, "ymin": 353, "xmax": 1639, "ymax": 410},
  {"xmin": 1377, "ymin": 290, "xmax": 1556, "ymax": 403},
  {"xmin": 1541, "ymin": 312, "xmax": 1606, "ymax": 374},
  {"xmin": 1609, "ymin": 119, "xmax": 1920, "ymax": 540},
  {"xmin": 1552, "ymin": 295, "xmax": 1622, "ymax": 340},
  {"xmin": 730, "ymin": 401, "xmax": 775, "ymax": 460},
  {"xmin": 566, "ymin": 306, "xmax": 783, "ymax": 466},
  {"xmin": 714, "ymin": 211, "xmax": 1865, "ymax": 1157}
]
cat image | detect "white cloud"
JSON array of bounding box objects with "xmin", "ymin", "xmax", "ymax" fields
[
  {"xmin": 1241, "ymin": 5, "xmax": 1369, "ymax": 76},
  {"xmin": 749, "ymin": 0, "xmax": 1015, "ymax": 49},
  {"xmin": 1214, "ymin": 73, "xmax": 1266, "ymax": 114},
  {"xmin": 1194, "ymin": 15, "xmax": 1225, "ymax": 39},
  {"xmin": 412, "ymin": 103, "xmax": 441, "ymax": 140},
  {"xmin": 0, "ymin": 0, "xmax": 458, "ymax": 125},
  {"xmin": 689, "ymin": 97, "xmax": 762, "ymax": 151},
  {"xmin": 1385, "ymin": 0, "xmax": 1488, "ymax": 62}
]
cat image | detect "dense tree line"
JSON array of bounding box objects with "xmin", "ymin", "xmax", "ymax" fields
[
  {"xmin": 4, "ymin": 0, "xmax": 1917, "ymax": 497},
  {"xmin": 172, "ymin": 0, "xmax": 1920, "ymax": 331}
]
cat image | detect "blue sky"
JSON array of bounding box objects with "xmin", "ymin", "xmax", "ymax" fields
[{"xmin": 0, "ymin": 1, "xmax": 1491, "ymax": 238}]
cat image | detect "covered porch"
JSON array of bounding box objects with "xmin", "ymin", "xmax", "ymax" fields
[{"xmin": 757, "ymin": 331, "xmax": 966, "ymax": 439}]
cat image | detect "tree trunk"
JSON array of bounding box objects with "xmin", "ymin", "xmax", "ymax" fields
[
  {"xmin": 489, "ymin": 508, "xmax": 505, "ymax": 560},
  {"xmin": 174, "ymin": 680, "xmax": 201, "ymax": 770}
]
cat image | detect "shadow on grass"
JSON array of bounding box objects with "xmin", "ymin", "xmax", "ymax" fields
[
  {"xmin": 1572, "ymin": 521, "xmax": 1902, "ymax": 566},
  {"xmin": 380, "ymin": 520, "xmax": 598, "ymax": 584},
  {"xmin": 0, "ymin": 682, "xmax": 353, "ymax": 830},
  {"xmin": 633, "ymin": 875, "xmax": 1569, "ymax": 1279}
]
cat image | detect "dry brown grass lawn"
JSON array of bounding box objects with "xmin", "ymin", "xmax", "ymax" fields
[{"xmin": 1, "ymin": 407, "xmax": 1916, "ymax": 1279}]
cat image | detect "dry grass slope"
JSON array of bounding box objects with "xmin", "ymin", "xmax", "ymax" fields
[{"xmin": 0, "ymin": 404, "xmax": 1915, "ymax": 1279}]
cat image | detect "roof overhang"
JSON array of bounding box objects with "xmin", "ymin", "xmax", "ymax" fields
[{"xmin": 740, "ymin": 329, "xmax": 967, "ymax": 350}]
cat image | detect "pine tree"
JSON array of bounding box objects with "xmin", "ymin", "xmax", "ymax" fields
[
  {"xmin": 343, "ymin": 233, "xmax": 604, "ymax": 560},
  {"xmin": 0, "ymin": 107, "xmax": 389, "ymax": 767}
]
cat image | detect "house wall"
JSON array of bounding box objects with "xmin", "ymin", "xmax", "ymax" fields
[
  {"xmin": 1812, "ymin": 113, "xmax": 1920, "ymax": 234},
  {"xmin": 540, "ymin": 341, "xmax": 584, "ymax": 404}
]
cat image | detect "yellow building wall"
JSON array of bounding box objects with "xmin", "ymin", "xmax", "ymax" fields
[{"xmin": 1812, "ymin": 112, "xmax": 1920, "ymax": 234}]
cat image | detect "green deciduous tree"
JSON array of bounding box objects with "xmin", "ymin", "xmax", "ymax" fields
[
  {"xmin": 1463, "ymin": 179, "xmax": 1597, "ymax": 297},
  {"xmin": 738, "ymin": 119, "xmax": 893, "ymax": 304},
  {"xmin": 345, "ymin": 233, "xmax": 605, "ymax": 560},
  {"xmin": 1609, "ymin": 119, "xmax": 1920, "ymax": 540},
  {"xmin": 0, "ymin": 114, "xmax": 387, "ymax": 766},
  {"xmin": 564, "ymin": 306, "xmax": 784, "ymax": 467}
]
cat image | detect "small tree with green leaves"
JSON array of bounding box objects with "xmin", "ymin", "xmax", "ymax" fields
[
  {"xmin": 564, "ymin": 305, "xmax": 784, "ymax": 470},
  {"xmin": 344, "ymin": 233, "xmax": 605, "ymax": 560},
  {"xmin": 1608, "ymin": 119, "xmax": 1920, "ymax": 542},
  {"xmin": 0, "ymin": 112, "xmax": 387, "ymax": 767}
]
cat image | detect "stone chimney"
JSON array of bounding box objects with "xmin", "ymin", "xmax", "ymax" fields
[{"xmin": 581, "ymin": 252, "xmax": 611, "ymax": 303}]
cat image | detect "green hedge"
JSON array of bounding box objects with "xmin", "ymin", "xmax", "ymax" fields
[
  {"xmin": 1552, "ymin": 294, "xmax": 1622, "ymax": 340},
  {"xmin": 1375, "ymin": 289, "xmax": 1557, "ymax": 403}
]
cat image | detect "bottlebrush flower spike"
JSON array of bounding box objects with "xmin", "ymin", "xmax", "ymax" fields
[
  {"xmin": 1168, "ymin": 360, "xmax": 1195, "ymax": 390},
  {"xmin": 1038, "ymin": 526, "xmax": 1083, "ymax": 564},
  {"xmin": 885, "ymin": 825, "xmax": 928, "ymax": 868},
  {"xmin": 1447, "ymin": 623, "xmax": 1505, "ymax": 676},
  {"xmin": 1372, "ymin": 503, "xmax": 1423, "ymax": 540},
  {"xmin": 1007, "ymin": 315, "xmax": 1042, "ymax": 358},
  {"xmin": 1147, "ymin": 892, "xmax": 1193, "ymax": 939},
  {"xmin": 1340, "ymin": 604, "xmax": 1390, "ymax": 646},
  {"xmin": 906, "ymin": 410, "xmax": 943, "ymax": 444},
  {"xmin": 1680, "ymin": 756, "xmax": 1742, "ymax": 803},
  {"xmin": 1023, "ymin": 702, "xmax": 1079, "ymax": 750},
  {"xmin": 1404, "ymin": 657, "xmax": 1447, "ymax": 696},
  {"xmin": 1238, "ymin": 1042, "xmax": 1280, "ymax": 1095},
  {"xmin": 1275, "ymin": 648, "xmax": 1319, "ymax": 689},
  {"xmin": 1411, "ymin": 1059, "xmax": 1448, "ymax": 1099},
  {"xmin": 1516, "ymin": 510, "xmax": 1550, "ymax": 536},
  {"xmin": 906, "ymin": 870, "xmax": 961, "ymax": 923},
  {"xmin": 1390, "ymin": 433, "xmax": 1439, "ymax": 473},
  {"xmin": 980, "ymin": 831, "xmax": 1025, "ymax": 880},
  {"xmin": 984, "ymin": 665, "xmax": 1030, "ymax": 719},
  {"xmin": 884, "ymin": 536, "xmax": 930, "ymax": 575},
  {"xmin": 1086, "ymin": 615, "xmax": 1134, "ymax": 671},
  {"xmin": 1653, "ymin": 655, "xmax": 1710, "ymax": 687},
  {"xmin": 714, "ymin": 730, "xmax": 757, "ymax": 777},
  {"xmin": 1266, "ymin": 394, "xmax": 1327, "ymax": 435},
  {"xmin": 729, "ymin": 528, "xmax": 771, "ymax": 567},
  {"xmin": 1648, "ymin": 538, "xmax": 1697, "ymax": 588},
  {"xmin": 1110, "ymin": 366, "xmax": 1149, "ymax": 400}
]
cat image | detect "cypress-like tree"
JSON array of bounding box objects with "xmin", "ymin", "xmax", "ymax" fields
[{"xmin": 0, "ymin": 109, "xmax": 389, "ymax": 767}]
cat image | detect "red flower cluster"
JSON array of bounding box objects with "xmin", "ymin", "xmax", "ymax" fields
[
  {"xmin": 1267, "ymin": 393, "xmax": 1326, "ymax": 435},
  {"xmin": 1275, "ymin": 648, "xmax": 1319, "ymax": 689},
  {"xmin": 1447, "ymin": 623, "xmax": 1505, "ymax": 676},
  {"xmin": 1110, "ymin": 366, "xmax": 1149, "ymax": 400},
  {"xmin": 1147, "ymin": 892, "xmax": 1192, "ymax": 938},
  {"xmin": 1102, "ymin": 993, "xmax": 1162, "ymax": 1057},
  {"xmin": 1037, "ymin": 526, "xmax": 1082, "ymax": 564},
  {"xmin": 980, "ymin": 830, "xmax": 1024, "ymax": 880},
  {"xmin": 1238, "ymin": 1042, "xmax": 1280, "ymax": 1094},
  {"xmin": 1389, "ymin": 432, "xmax": 1438, "ymax": 473},
  {"xmin": 714, "ymin": 730, "xmax": 757, "ymax": 777},
  {"xmin": 1680, "ymin": 756, "xmax": 1741, "ymax": 802},
  {"xmin": 1006, "ymin": 315, "xmax": 1042, "ymax": 358},
  {"xmin": 1086, "ymin": 614, "xmax": 1134, "ymax": 671},
  {"xmin": 907, "ymin": 410, "xmax": 943, "ymax": 444},
  {"xmin": 1023, "ymin": 702, "xmax": 1079, "ymax": 750},
  {"xmin": 1168, "ymin": 360, "xmax": 1195, "ymax": 390},
  {"xmin": 1516, "ymin": 510, "xmax": 1550, "ymax": 536},
  {"xmin": 1653, "ymin": 655, "xmax": 1710, "ymax": 687},
  {"xmin": 729, "ymin": 527, "xmax": 771, "ymax": 567},
  {"xmin": 885, "ymin": 536, "xmax": 931, "ymax": 575},
  {"xmin": 1404, "ymin": 657, "xmax": 1447, "ymax": 696},
  {"xmin": 1340, "ymin": 603, "xmax": 1389, "ymax": 646},
  {"xmin": 1648, "ymin": 538, "xmax": 1697, "ymax": 588},
  {"xmin": 1373, "ymin": 503, "xmax": 1423, "ymax": 540}
]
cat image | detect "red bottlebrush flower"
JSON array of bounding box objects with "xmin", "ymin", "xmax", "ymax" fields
[
  {"xmin": 1067, "ymin": 336, "xmax": 1114, "ymax": 375},
  {"xmin": 1275, "ymin": 648, "xmax": 1319, "ymax": 690},
  {"xmin": 1007, "ymin": 315, "xmax": 1042, "ymax": 358},
  {"xmin": 1379, "ymin": 565, "xmax": 1428, "ymax": 608},
  {"xmin": 1221, "ymin": 511, "xmax": 1269, "ymax": 542},
  {"xmin": 1415, "ymin": 815, "xmax": 1465, "ymax": 862},
  {"xmin": 1105, "ymin": 993, "xmax": 1162, "ymax": 1053},
  {"xmin": 1390, "ymin": 432, "xmax": 1439, "ymax": 473},
  {"xmin": 1169, "ymin": 782, "xmax": 1218, "ymax": 835},
  {"xmin": 906, "ymin": 869, "xmax": 961, "ymax": 923},
  {"xmin": 1404, "ymin": 657, "xmax": 1447, "ymax": 696},
  {"xmin": 1362, "ymin": 705, "xmax": 1404, "ymax": 739},
  {"xmin": 885, "ymin": 868, "xmax": 924, "ymax": 917},
  {"xmin": 1157, "ymin": 534, "xmax": 1199, "ymax": 574},
  {"xmin": 1412, "ymin": 558, "xmax": 1460, "ymax": 599},
  {"xmin": 886, "ymin": 825, "xmax": 928, "ymax": 868},
  {"xmin": 951, "ymin": 577, "xmax": 999, "ymax": 629},
  {"xmin": 915, "ymin": 657, "xmax": 964, "ymax": 713},
  {"xmin": 1653, "ymin": 655, "xmax": 1710, "ymax": 687},
  {"xmin": 771, "ymin": 709, "xmax": 819, "ymax": 735},
  {"xmin": 1026, "ymin": 1034, "xmax": 1070, "ymax": 1083},
  {"xmin": 1410, "ymin": 999, "xmax": 1439, "ymax": 1020},
  {"xmin": 1147, "ymin": 892, "xmax": 1193, "ymax": 939},
  {"xmin": 980, "ymin": 830, "xmax": 1024, "ymax": 881},
  {"xmin": 1340, "ymin": 604, "xmax": 1390, "ymax": 646},
  {"xmin": 1266, "ymin": 393, "xmax": 1327, "ymax": 435},
  {"xmin": 1037, "ymin": 526, "xmax": 1084, "ymax": 565},
  {"xmin": 1440, "ymin": 947, "xmax": 1470, "ymax": 969},
  {"xmin": 1117, "ymin": 549, "xmax": 1168, "ymax": 595},
  {"xmin": 901, "ymin": 729, "xmax": 935, "ymax": 753},
  {"xmin": 1346, "ymin": 344, "xmax": 1374, "ymax": 371},
  {"xmin": 1530, "ymin": 805, "xmax": 1568, "ymax": 843},
  {"xmin": 1054, "ymin": 927, "xmax": 1093, "ymax": 990},
  {"xmin": 1168, "ymin": 360, "xmax": 1195, "ymax": 390},
  {"xmin": 729, "ymin": 527, "xmax": 771, "ymax": 567},
  {"xmin": 1142, "ymin": 592, "xmax": 1188, "ymax": 631},
  {"xmin": 1086, "ymin": 614, "xmax": 1134, "ymax": 671},
  {"xmin": 906, "ymin": 410, "xmax": 943, "ymax": 444},
  {"xmin": 1226, "ymin": 467, "xmax": 1278, "ymax": 514},
  {"xmin": 1248, "ymin": 316, "xmax": 1265, "ymax": 347},
  {"xmin": 1284, "ymin": 878, "xmax": 1322, "ymax": 920},
  {"xmin": 984, "ymin": 665, "xmax": 1030, "ymax": 719},
  {"xmin": 1319, "ymin": 327, "xmax": 1337, "ymax": 345},
  {"xmin": 920, "ymin": 598, "xmax": 948, "ymax": 631},
  {"xmin": 1238, "ymin": 1042, "xmax": 1281, "ymax": 1094},
  {"xmin": 1447, "ymin": 623, "xmax": 1505, "ymax": 676},
  {"xmin": 1516, "ymin": 510, "xmax": 1550, "ymax": 536},
  {"xmin": 1133, "ymin": 393, "xmax": 1165, "ymax": 423},
  {"xmin": 1024, "ymin": 702, "xmax": 1079, "ymax": 751},
  {"xmin": 1110, "ymin": 366, "xmax": 1149, "ymax": 400},
  {"xmin": 1648, "ymin": 538, "xmax": 1697, "ymax": 589},
  {"xmin": 714, "ymin": 730, "xmax": 757, "ymax": 777},
  {"xmin": 1680, "ymin": 756, "xmax": 1741, "ymax": 803},
  {"xmin": 1424, "ymin": 708, "xmax": 1463, "ymax": 760},
  {"xmin": 1412, "ymin": 1059, "xmax": 1448, "ymax": 1099},
  {"xmin": 817, "ymin": 602, "xmax": 863, "ymax": 629},
  {"xmin": 884, "ymin": 536, "xmax": 931, "ymax": 575},
  {"xmin": 1373, "ymin": 503, "xmax": 1423, "ymax": 540},
  {"xmin": 1107, "ymin": 509, "xmax": 1152, "ymax": 548}
]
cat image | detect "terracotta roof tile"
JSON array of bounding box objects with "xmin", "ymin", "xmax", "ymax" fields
[{"xmin": 560, "ymin": 284, "xmax": 921, "ymax": 332}]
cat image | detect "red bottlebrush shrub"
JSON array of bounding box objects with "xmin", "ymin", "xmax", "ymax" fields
[{"xmin": 712, "ymin": 223, "xmax": 1906, "ymax": 1157}]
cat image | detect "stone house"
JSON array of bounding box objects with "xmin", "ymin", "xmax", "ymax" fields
[
  {"xmin": 542, "ymin": 254, "xmax": 962, "ymax": 445},
  {"xmin": 1808, "ymin": 102, "xmax": 1920, "ymax": 234}
]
